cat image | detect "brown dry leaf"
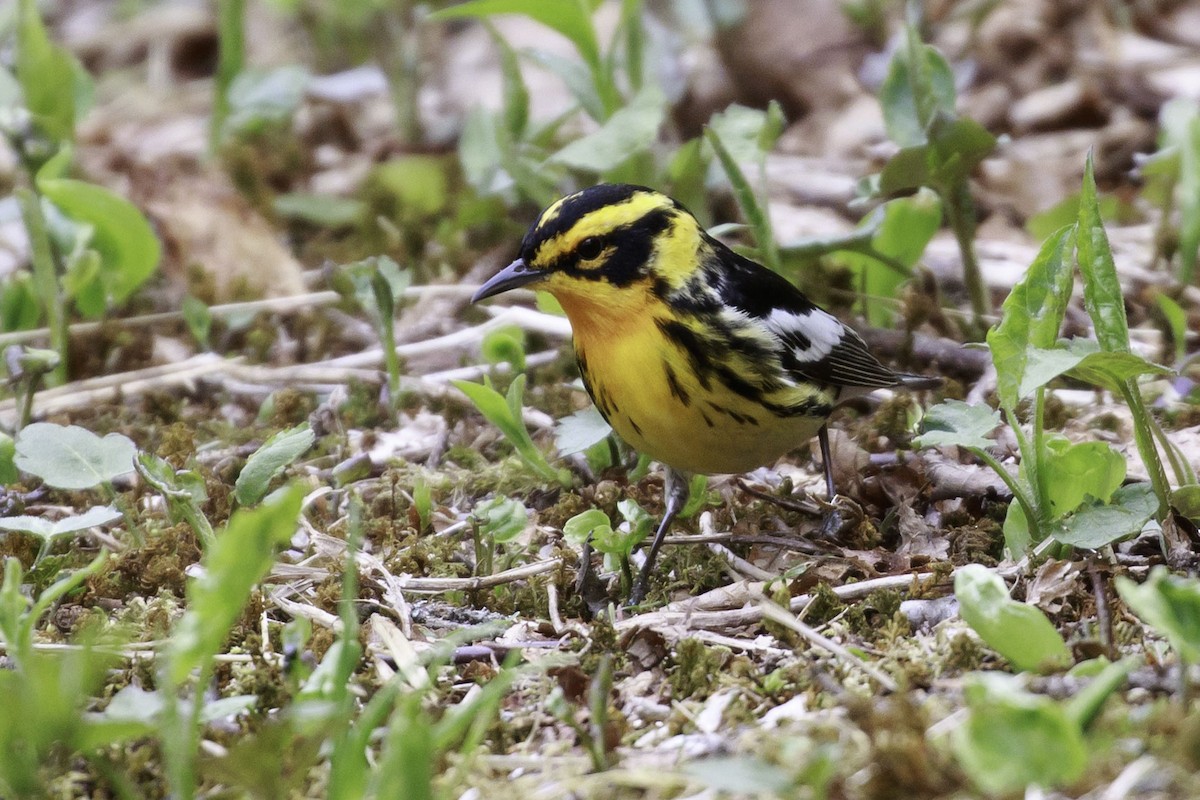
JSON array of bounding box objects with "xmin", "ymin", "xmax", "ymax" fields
[{"xmin": 1024, "ymin": 559, "xmax": 1080, "ymax": 613}]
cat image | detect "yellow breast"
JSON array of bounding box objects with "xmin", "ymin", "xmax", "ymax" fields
[{"xmin": 554, "ymin": 281, "xmax": 830, "ymax": 475}]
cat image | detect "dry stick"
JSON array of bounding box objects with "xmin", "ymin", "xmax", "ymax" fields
[
  {"xmin": 616, "ymin": 571, "xmax": 945, "ymax": 632},
  {"xmin": 0, "ymin": 354, "xmax": 236, "ymax": 425},
  {"xmin": 0, "ymin": 284, "xmax": 484, "ymax": 350},
  {"xmin": 759, "ymin": 598, "xmax": 899, "ymax": 692},
  {"xmin": 398, "ymin": 558, "xmax": 564, "ymax": 593}
]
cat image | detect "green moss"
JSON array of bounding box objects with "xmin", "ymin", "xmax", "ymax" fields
[{"xmin": 668, "ymin": 638, "xmax": 731, "ymax": 700}]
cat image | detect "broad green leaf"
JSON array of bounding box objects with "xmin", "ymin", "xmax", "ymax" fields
[
  {"xmin": 1116, "ymin": 566, "xmax": 1200, "ymax": 664},
  {"xmin": 1041, "ymin": 438, "xmax": 1125, "ymax": 516},
  {"xmin": 1054, "ymin": 483, "xmax": 1158, "ymax": 549},
  {"xmin": 472, "ymin": 496, "xmax": 528, "ymax": 543},
  {"xmin": 954, "ymin": 565, "xmax": 1071, "ymax": 672},
  {"xmin": 878, "ymin": 34, "xmax": 956, "ymax": 147},
  {"xmin": 705, "ymin": 104, "xmax": 773, "ymax": 173},
  {"xmin": 167, "ymin": 486, "xmax": 303, "ymax": 683},
  {"xmin": 14, "ymin": 423, "xmax": 136, "ymax": 489},
  {"xmin": 235, "ymin": 424, "xmax": 316, "ymax": 506},
  {"xmin": 562, "ymin": 508, "xmax": 612, "ymax": 545},
  {"xmin": 222, "ymin": 66, "xmax": 309, "ymax": 136},
  {"xmin": 0, "ymin": 505, "xmax": 121, "ymax": 540},
  {"xmin": 953, "ymin": 672, "xmax": 1087, "ymax": 794},
  {"xmin": 928, "ymin": 116, "xmax": 997, "ymax": 187},
  {"xmin": 431, "ymin": 0, "xmax": 602, "ymax": 74},
  {"xmin": 549, "ymin": 84, "xmax": 665, "ymax": 172},
  {"xmin": 878, "ymin": 145, "xmax": 930, "ymax": 194},
  {"xmin": 1077, "ymin": 153, "xmax": 1131, "ymax": 354},
  {"xmin": 453, "ymin": 376, "xmax": 569, "ymax": 486},
  {"xmin": 1018, "ymin": 345, "xmax": 1088, "ymax": 398},
  {"xmin": 371, "ymin": 156, "xmax": 452, "ymax": 218},
  {"xmin": 16, "ymin": 0, "xmax": 80, "ymax": 141},
  {"xmin": 36, "ymin": 177, "xmax": 161, "ymax": 309},
  {"xmin": 1066, "ymin": 349, "xmax": 1173, "ymax": 393},
  {"xmin": 554, "ymin": 405, "xmax": 612, "ymax": 456},
  {"xmin": 986, "ymin": 225, "xmax": 1075, "ymax": 409},
  {"xmin": 913, "ymin": 400, "xmax": 1000, "ymax": 451}
]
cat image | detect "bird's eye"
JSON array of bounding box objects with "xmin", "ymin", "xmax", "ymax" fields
[{"xmin": 576, "ymin": 237, "xmax": 605, "ymax": 261}]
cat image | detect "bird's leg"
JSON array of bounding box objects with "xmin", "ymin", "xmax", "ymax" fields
[
  {"xmin": 818, "ymin": 424, "xmax": 836, "ymax": 499},
  {"xmin": 816, "ymin": 425, "xmax": 850, "ymax": 540},
  {"xmin": 628, "ymin": 467, "xmax": 690, "ymax": 606}
]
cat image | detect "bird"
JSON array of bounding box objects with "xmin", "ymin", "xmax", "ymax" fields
[{"xmin": 472, "ymin": 184, "xmax": 940, "ymax": 604}]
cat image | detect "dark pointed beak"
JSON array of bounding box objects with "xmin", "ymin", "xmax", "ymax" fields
[{"xmin": 471, "ymin": 258, "xmax": 548, "ymax": 303}]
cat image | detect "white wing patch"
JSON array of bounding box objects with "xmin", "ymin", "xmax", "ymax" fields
[{"xmin": 764, "ymin": 307, "xmax": 846, "ymax": 363}]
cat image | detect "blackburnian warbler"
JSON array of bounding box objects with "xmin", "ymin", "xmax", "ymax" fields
[{"xmin": 473, "ymin": 184, "xmax": 939, "ymax": 603}]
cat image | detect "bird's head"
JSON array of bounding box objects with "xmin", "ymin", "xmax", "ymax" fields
[{"xmin": 472, "ymin": 184, "xmax": 703, "ymax": 316}]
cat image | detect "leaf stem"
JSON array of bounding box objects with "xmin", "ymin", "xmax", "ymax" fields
[{"xmin": 16, "ymin": 188, "xmax": 68, "ymax": 387}]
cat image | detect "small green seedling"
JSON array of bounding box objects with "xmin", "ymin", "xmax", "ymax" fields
[
  {"xmin": 454, "ymin": 375, "xmax": 573, "ymax": 488},
  {"xmin": 333, "ymin": 256, "xmax": 411, "ymax": 416},
  {"xmin": 234, "ymin": 423, "xmax": 316, "ymax": 507},
  {"xmin": 136, "ymin": 452, "xmax": 216, "ymax": 550},
  {"xmin": 564, "ymin": 499, "xmax": 654, "ymax": 591}
]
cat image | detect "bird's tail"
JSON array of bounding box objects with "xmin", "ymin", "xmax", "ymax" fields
[{"xmin": 895, "ymin": 373, "xmax": 943, "ymax": 391}]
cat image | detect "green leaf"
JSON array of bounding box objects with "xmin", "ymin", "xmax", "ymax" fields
[
  {"xmin": 562, "ymin": 508, "xmax": 612, "ymax": 545},
  {"xmin": 913, "ymin": 400, "xmax": 1001, "ymax": 451},
  {"xmin": 521, "ymin": 48, "xmax": 605, "ymax": 122},
  {"xmin": 0, "ymin": 505, "xmax": 121, "ymax": 540},
  {"xmin": 481, "ymin": 326, "xmax": 526, "ymax": 372},
  {"xmin": 431, "ymin": 0, "xmax": 602, "ymax": 75},
  {"xmin": 704, "ymin": 104, "xmax": 778, "ymax": 271},
  {"xmin": 985, "ymin": 225, "xmax": 1075, "ymax": 409},
  {"xmin": 1116, "ymin": 566, "xmax": 1200, "ymax": 664},
  {"xmin": 928, "ymin": 116, "xmax": 997, "ymax": 187},
  {"xmin": 1055, "ymin": 483, "xmax": 1158, "ymax": 549},
  {"xmin": 167, "ymin": 486, "xmax": 303, "ymax": 683},
  {"xmin": 1063, "ymin": 657, "xmax": 1134, "ymax": 730},
  {"xmin": 222, "ymin": 66, "xmax": 309, "ymax": 137},
  {"xmin": 453, "ymin": 376, "xmax": 570, "ymax": 486},
  {"xmin": 1077, "ymin": 153, "xmax": 1131, "ymax": 354},
  {"xmin": 484, "ymin": 21, "xmax": 529, "ymax": 139},
  {"xmin": 953, "ymin": 672, "xmax": 1087, "ymax": 794},
  {"xmin": 1066, "ymin": 349, "xmax": 1173, "ymax": 393},
  {"xmin": 472, "ymin": 496, "xmax": 528, "ymax": 543},
  {"xmin": 36, "ymin": 177, "xmax": 161, "ymax": 309},
  {"xmin": 549, "ymin": 84, "xmax": 665, "ymax": 172},
  {"xmin": 1041, "ymin": 438, "xmax": 1125, "ymax": 517},
  {"xmin": 182, "ymin": 295, "xmax": 212, "ymax": 349},
  {"xmin": 14, "ymin": 423, "xmax": 137, "ymax": 489},
  {"xmin": 1173, "ymin": 485, "xmax": 1200, "ymax": 520},
  {"xmin": 955, "ymin": 565, "xmax": 1071, "ymax": 672},
  {"xmin": 835, "ymin": 191, "xmax": 941, "ymax": 325},
  {"xmin": 878, "ymin": 33, "xmax": 956, "ymax": 147},
  {"xmin": 235, "ymin": 424, "xmax": 316, "ymax": 506},
  {"xmin": 272, "ymin": 193, "xmax": 365, "ymax": 229},
  {"xmin": 0, "ymin": 432, "xmax": 17, "ymax": 485},
  {"xmin": 554, "ymin": 406, "xmax": 612, "ymax": 456},
  {"xmin": 1159, "ymin": 99, "xmax": 1200, "ymax": 283},
  {"xmin": 16, "ymin": 0, "xmax": 82, "ymax": 141},
  {"xmin": 878, "ymin": 145, "xmax": 930, "ymax": 194}
]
